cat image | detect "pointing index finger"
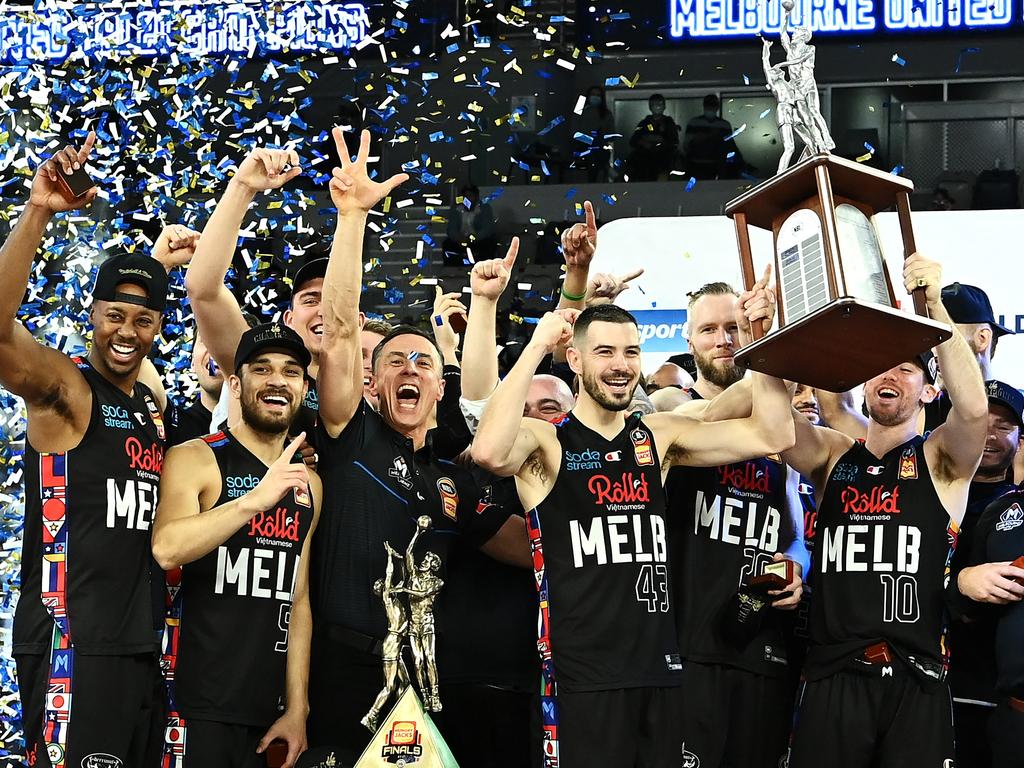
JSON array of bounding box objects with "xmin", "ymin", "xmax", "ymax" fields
[
  {"xmin": 619, "ymin": 268, "xmax": 645, "ymax": 283},
  {"xmin": 583, "ymin": 200, "xmax": 596, "ymax": 237}
]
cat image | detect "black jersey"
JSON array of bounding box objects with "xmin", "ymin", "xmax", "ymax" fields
[
  {"xmin": 438, "ymin": 470, "xmax": 539, "ymax": 692},
  {"xmin": 807, "ymin": 435, "xmax": 955, "ymax": 681},
  {"xmin": 174, "ymin": 430, "xmax": 313, "ymax": 726},
  {"xmin": 970, "ymin": 489, "xmax": 1024, "ymax": 697},
  {"xmin": 15, "ymin": 357, "xmax": 165, "ymax": 655},
  {"xmin": 666, "ymin": 450, "xmax": 794, "ymax": 676},
  {"xmin": 948, "ymin": 478, "xmax": 1017, "ymax": 703},
  {"xmin": 167, "ymin": 397, "xmax": 214, "ymax": 446},
  {"xmin": 528, "ymin": 412, "xmax": 681, "ymax": 692}
]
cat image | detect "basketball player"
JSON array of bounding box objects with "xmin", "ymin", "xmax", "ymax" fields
[
  {"xmin": 471, "ymin": 295, "xmax": 796, "ymax": 767},
  {"xmin": 783, "ymin": 252, "xmax": 988, "ymax": 768},
  {"xmin": 152, "ymin": 323, "xmax": 321, "ymax": 768},
  {"xmin": 4, "ymin": 133, "xmax": 170, "ymax": 767}
]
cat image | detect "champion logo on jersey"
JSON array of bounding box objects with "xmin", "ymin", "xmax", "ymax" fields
[
  {"xmin": 389, "ymin": 456, "xmax": 413, "ymax": 490},
  {"xmin": 996, "ymin": 502, "xmax": 1023, "ymax": 532},
  {"xmin": 866, "ymin": 465, "xmax": 884, "ymax": 475},
  {"xmin": 604, "ymin": 450, "xmax": 622, "ymax": 462}
]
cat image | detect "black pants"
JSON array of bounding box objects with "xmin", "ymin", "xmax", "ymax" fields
[
  {"xmin": 16, "ymin": 652, "xmax": 164, "ymax": 768},
  {"xmin": 553, "ymin": 686, "xmax": 683, "ymax": 768},
  {"xmin": 434, "ymin": 684, "xmax": 540, "ymax": 768},
  {"xmin": 989, "ymin": 701, "xmax": 1024, "ymax": 768},
  {"xmin": 953, "ymin": 700, "xmax": 994, "ymax": 768},
  {"xmin": 306, "ymin": 634, "xmax": 383, "ymax": 764},
  {"xmin": 180, "ymin": 719, "xmax": 268, "ymax": 768},
  {"xmin": 679, "ymin": 661, "xmax": 794, "ymax": 768},
  {"xmin": 788, "ymin": 669, "xmax": 954, "ymax": 768}
]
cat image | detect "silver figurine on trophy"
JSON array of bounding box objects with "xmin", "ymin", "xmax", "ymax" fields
[
  {"xmin": 724, "ymin": 0, "xmax": 951, "ymax": 392},
  {"xmin": 361, "ymin": 515, "xmax": 444, "ymax": 733},
  {"xmin": 762, "ymin": 0, "xmax": 834, "ymax": 172}
]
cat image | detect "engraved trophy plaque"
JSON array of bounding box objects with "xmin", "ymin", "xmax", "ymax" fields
[
  {"xmin": 726, "ymin": 0, "xmax": 951, "ymax": 391},
  {"xmin": 354, "ymin": 516, "xmax": 459, "ymax": 768}
]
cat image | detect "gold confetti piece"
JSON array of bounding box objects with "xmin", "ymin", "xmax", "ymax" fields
[
  {"xmin": 855, "ymin": 152, "xmax": 873, "ymax": 163},
  {"xmin": 383, "ymin": 197, "xmax": 392, "ymax": 213}
]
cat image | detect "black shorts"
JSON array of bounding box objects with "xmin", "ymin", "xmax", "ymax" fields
[
  {"xmin": 787, "ymin": 669, "xmax": 954, "ymax": 768},
  {"xmin": 989, "ymin": 701, "xmax": 1024, "ymax": 768},
  {"xmin": 178, "ymin": 719, "xmax": 268, "ymax": 768},
  {"xmin": 552, "ymin": 686, "xmax": 683, "ymax": 768},
  {"xmin": 679, "ymin": 661, "xmax": 795, "ymax": 768},
  {"xmin": 16, "ymin": 651, "xmax": 164, "ymax": 768},
  {"xmin": 434, "ymin": 684, "xmax": 541, "ymax": 768}
]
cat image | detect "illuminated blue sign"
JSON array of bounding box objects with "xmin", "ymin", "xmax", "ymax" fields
[
  {"xmin": 0, "ymin": 1, "xmax": 371, "ymax": 63},
  {"xmin": 669, "ymin": 0, "xmax": 1016, "ymax": 38},
  {"xmin": 633, "ymin": 309, "xmax": 690, "ymax": 354}
]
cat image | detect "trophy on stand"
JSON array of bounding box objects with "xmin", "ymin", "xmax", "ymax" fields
[
  {"xmin": 354, "ymin": 516, "xmax": 459, "ymax": 768},
  {"xmin": 726, "ymin": 0, "xmax": 951, "ymax": 392}
]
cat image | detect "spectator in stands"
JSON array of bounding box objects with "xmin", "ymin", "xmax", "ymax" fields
[
  {"xmin": 930, "ymin": 187, "xmax": 955, "ymax": 211},
  {"xmin": 627, "ymin": 94, "xmax": 680, "ymax": 182},
  {"xmin": 572, "ymin": 85, "xmax": 615, "ymax": 182},
  {"xmin": 683, "ymin": 94, "xmax": 736, "ymax": 180},
  {"xmin": 443, "ymin": 183, "xmax": 496, "ymax": 266}
]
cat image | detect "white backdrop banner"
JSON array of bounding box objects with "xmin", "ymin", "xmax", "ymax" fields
[{"xmin": 591, "ymin": 209, "xmax": 1024, "ymax": 386}]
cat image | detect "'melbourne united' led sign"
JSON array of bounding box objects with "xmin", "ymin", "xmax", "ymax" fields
[
  {"xmin": 669, "ymin": 0, "xmax": 1016, "ymax": 38},
  {"xmin": 0, "ymin": 1, "xmax": 371, "ymax": 63}
]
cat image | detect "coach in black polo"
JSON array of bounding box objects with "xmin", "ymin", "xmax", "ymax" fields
[{"xmin": 304, "ymin": 129, "xmax": 529, "ymax": 760}]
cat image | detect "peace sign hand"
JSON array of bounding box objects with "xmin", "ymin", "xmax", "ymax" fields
[{"xmin": 330, "ymin": 128, "xmax": 409, "ymax": 215}]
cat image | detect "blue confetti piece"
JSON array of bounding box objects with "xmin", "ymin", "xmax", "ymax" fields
[
  {"xmin": 743, "ymin": 74, "xmax": 750, "ymax": 85},
  {"xmin": 892, "ymin": 54, "xmax": 906, "ymax": 66},
  {"xmin": 565, "ymin": 188, "xmax": 577, "ymax": 200},
  {"xmin": 572, "ymin": 132, "xmax": 594, "ymax": 145},
  {"xmin": 759, "ymin": 108, "xmax": 772, "ymax": 119},
  {"xmin": 954, "ymin": 47, "xmax": 980, "ymax": 74},
  {"xmin": 863, "ymin": 141, "xmax": 876, "ymax": 154},
  {"xmin": 890, "ymin": 164, "xmax": 904, "ymax": 176},
  {"xmin": 685, "ymin": 176, "xmax": 697, "ymax": 192},
  {"xmin": 604, "ymin": 76, "xmax": 619, "ymax": 87}
]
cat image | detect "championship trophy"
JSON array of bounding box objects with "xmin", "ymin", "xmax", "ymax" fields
[
  {"xmin": 725, "ymin": 0, "xmax": 951, "ymax": 391},
  {"xmin": 354, "ymin": 516, "xmax": 459, "ymax": 768}
]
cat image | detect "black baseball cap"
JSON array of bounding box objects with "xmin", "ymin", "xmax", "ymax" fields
[
  {"xmin": 93, "ymin": 254, "xmax": 168, "ymax": 311},
  {"xmin": 290, "ymin": 257, "xmax": 328, "ymax": 297},
  {"xmin": 913, "ymin": 350, "xmax": 939, "ymax": 384},
  {"xmin": 234, "ymin": 322, "xmax": 312, "ymax": 373},
  {"xmin": 986, "ymin": 379, "xmax": 1024, "ymax": 427},
  {"xmin": 941, "ymin": 283, "xmax": 1013, "ymax": 337}
]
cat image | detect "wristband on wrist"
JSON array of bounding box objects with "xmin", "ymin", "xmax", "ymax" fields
[{"xmin": 560, "ymin": 285, "xmax": 586, "ymax": 302}]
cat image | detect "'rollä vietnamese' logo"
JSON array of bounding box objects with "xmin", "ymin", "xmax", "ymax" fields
[
  {"xmin": 840, "ymin": 485, "xmax": 901, "ymax": 516},
  {"xmin": 587, "ymin": 472, "xmax": 650, "ymax": 505}
]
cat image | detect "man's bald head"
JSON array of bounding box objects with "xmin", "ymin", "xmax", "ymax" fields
[
  {"xmin": 525, "ymin": 374, "xmax": 574, "ymax": 421},
  {"xmin": 647, "ymin": 362, "xmax": 694, "ymax": 392}
]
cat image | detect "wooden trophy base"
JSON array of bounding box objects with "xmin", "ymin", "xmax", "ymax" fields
[{"xmin": 734, "ymin": 297, "xmax": 952, "ymax": 392}]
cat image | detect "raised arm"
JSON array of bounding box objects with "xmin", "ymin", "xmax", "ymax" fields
[
  {"xmin": 0, "ymin": 135, "xmax": 98, "ymax": 447},
  {"xmin": 317, "ymin": 129, "xmax": 408, "ymax": 437},
  {"xmin": 556, "ymin": 201, "xmax": 596, "ymax": 312},
  {"xmin": 152, "ymin": 434, "xmax": 310, "ymax": 569},
  {"xmin": 905, "ymin": 253, "xmax": 987, "ymax": 482},
  {"xmin": 471, "ymin": 310, "xmax": 575, "ymax": 478},
  {"xmin": 185, "ymin": 148, "xmax": 300, "ymax": 373},
  {"xmin": 461, "ymin": 238, "xmax": 519, "ymax": 400}
]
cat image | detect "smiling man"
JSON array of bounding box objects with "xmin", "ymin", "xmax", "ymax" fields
[
  {"xmin": 782, "ymin": 253, "xmax": 988, "ymax": 768},
  {"xmin": 304, "ymin": 130, "xmax": 529, "ymax": 759},
  {"xmin": 152, "ymin": 323, "xmax": 321, "ymax": 768},
  {"xmin": 3, "ymin": 134, "xmax": 171, "ymax": 767},
  {"xmin": 471, "ymin": 296, "xmax": 795, "ymax": 768}
]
